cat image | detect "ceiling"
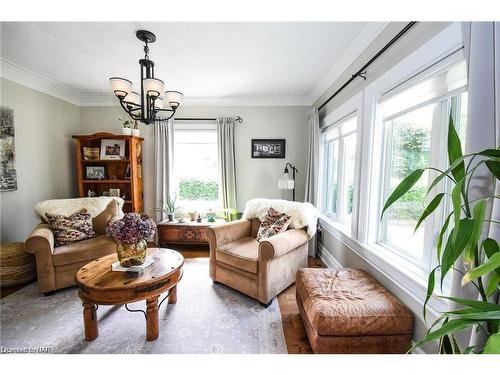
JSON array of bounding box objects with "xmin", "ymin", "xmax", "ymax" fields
[{"xmin": 0, "ymin": 22, "xmax": 387, "ymax": 106}]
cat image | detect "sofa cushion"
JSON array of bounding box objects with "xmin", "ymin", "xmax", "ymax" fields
[
  {"xmin": 46, "ymin": 209, "xmax": 97, "ymax": 247},
  {"xmin": 92, "ymin": 199, "xmax": 121, "ymax": 235},
  {"xmin": 296, "ymin": 268, "xmax": 414, "ymax": 336},
  {"xmin": 216, "ymin": 237, "xmax": 259, "ymax": 274},
  {"xmin": 256, "ymin": 207, "xmax": 291, "ymax": 241},
  {"xmin": 52, "ymin": 235, "xmax": 116, "ymax": 266}
]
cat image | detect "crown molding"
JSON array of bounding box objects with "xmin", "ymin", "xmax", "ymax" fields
[{"xmin": 0, "ymin": 58, "xmax": 82, "ymax": 106}]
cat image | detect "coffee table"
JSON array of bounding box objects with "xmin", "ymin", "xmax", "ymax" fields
[{"xmin": 75, "ymin": 248, "xmax": 184, "ymax": 341}]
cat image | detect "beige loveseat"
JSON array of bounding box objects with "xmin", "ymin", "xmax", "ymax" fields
[
  {"xmin": 25, "ymin": 197, "xmax": 124, "ymax": 295},
  {"xmin": 207, "ymin": 218, "xmax": 310, "ymax": 306}
]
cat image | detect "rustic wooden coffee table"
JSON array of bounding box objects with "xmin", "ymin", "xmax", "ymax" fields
[{"xmin": 75, "ymin": 248, "xmax": 184, "ymax": 341}]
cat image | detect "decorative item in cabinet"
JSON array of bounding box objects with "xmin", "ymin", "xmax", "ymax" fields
[{"xmin": 73, "ymin": 132, "xmax": 144, "ymax": 213}]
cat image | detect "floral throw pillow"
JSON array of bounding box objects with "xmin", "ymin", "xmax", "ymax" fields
[
  {"xmin": 257, "ymin": 208, "xmax": 292, "ymax": 241},
  {"xmin": 46, "ymin": 209, "xmax": 97, "ymax": 247}
]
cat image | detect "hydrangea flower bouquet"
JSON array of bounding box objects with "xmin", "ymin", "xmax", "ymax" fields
[{"xmin": 106, "ymin": 213, "xmax": 156, "ymax": 267}]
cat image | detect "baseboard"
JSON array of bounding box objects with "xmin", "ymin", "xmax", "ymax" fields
[{"xmin": 317, "ymin": 243, "xmax": 343, "ymax": 268}]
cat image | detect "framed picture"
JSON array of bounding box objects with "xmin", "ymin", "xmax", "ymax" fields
[
  {"xmin": 100, "ymin": 139, "xmax": 126, "ymax": 160},
  {"xmin": 251, "ymin": 139, "xmax": 286, "ymax": 158},
  {"xmin": 83, "ymin": 147, "xmax": 99, "ymax": 161},
  {"xmin": 109, "ymin": 188, "xmax": 120, "ymax": 197},
  {"xmin": 85, "ymin": 166, "xmax": 106, "ymax": 180}
]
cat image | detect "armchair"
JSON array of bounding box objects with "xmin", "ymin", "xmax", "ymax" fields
[
  {"xmin": 206, "ymin": 218, "xmax": 309, "ymax": 306},
  {"xmin": 25, "ymin": 197, "xmax": 124, "ymax": 295}
]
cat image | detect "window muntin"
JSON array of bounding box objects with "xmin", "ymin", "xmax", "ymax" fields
[
  {"xmin": 173, "ymin": 123, "xmax": 220, "ymax": 211},
  {"xmin": 321, "ymin": 116, "xmax": 358, "ymax": 230}
]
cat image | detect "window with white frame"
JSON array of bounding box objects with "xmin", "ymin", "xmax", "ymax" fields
[
  {"xmin": 173, "ymin": 122, "xmax": 221, "ymax": 212},
  {"xmin": 377, "ymin": 58, "xmax": 468, "ymax": 268},
  {"xmin": 321, "ymin": 115, "xmax": 358, "ymax": 229}
]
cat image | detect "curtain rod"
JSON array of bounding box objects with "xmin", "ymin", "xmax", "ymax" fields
[
  {"xmin": 174, "ymin": 116, "xmax": 244, "ymax": 123},
  {"xmin": 318, "ymin": 21, "xmax": 418, "ymax": 111}
]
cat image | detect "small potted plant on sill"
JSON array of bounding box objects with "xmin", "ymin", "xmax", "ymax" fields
[
  {"xmin": 153, "ymin": 194, "xmax": 180, "ymax": 222},
  {"xmin": 106, "ymin": 213, "xmax": 156, "ymax": 267},
  {"xmin": 120, "ymin": 117, "xmax": 133, "ymax": 135}
]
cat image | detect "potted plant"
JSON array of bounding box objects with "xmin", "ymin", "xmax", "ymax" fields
[
  {"xmin": 119, "ymin": 117, "xmax": 132, "ymax": 135},
  {"xmin": 106, "ymin": 213, "xmax": 156, "ymax": 267},
  {"xmin": 153, "ymin": 194, "xmax": 179, "ymax": 222},
  {"xmin": 382, "ymin": 115, "xmax": 500, "ymax": 354}
]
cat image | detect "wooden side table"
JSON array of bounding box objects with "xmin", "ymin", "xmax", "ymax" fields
[
  {"xmin": 75, "ymin": 248, "xmax": 183, "ymax": 341},
  {"xmin": 157, "ymin": 219, "xmax": 225, "ymax": 247}
]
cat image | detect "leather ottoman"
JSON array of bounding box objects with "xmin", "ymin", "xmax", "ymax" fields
[{"xmin": 296, "ymin": 268, "xmax": 414, "ymax": 354}]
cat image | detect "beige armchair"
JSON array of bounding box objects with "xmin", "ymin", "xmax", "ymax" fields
[
  {"xmin": 206, "ymin": 218, "xmax": 309, "ymax": 306},
  {"xmin": 25, "ymin": 197, "xmax": 124, "ymax": 295}
]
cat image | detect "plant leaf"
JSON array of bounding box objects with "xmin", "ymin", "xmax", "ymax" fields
[
  {"xmin": 437, "ymin": 213, "xmax": 452, "ymax": 261},
  {"xmin": 479, "ymin": 148, "xmax": 500, "ymax": 158},
  {"xmin": 423, "ymin": 266, "xmax": 438, "ymax": 321},
  {"xmin": 483, "ymin": 238, "xmax": 500, "ymax": 258},
  {"xmin": 483, "ymin": 333, "xmax": 500, "ymax": 354},
  {"xmin": 462, "ymin": 252, "xmax": 500, "ymax": 285},
  {"xmin": 464, "ymin": 200, "xmax": 487, "ymax": 267},
  {"xmin": 451, "ymin": 179, "xmax": 464, "ymax": 245},
  {"xmin": 412, "ymin": 319, "xmax": 476, "ymax": 350},
  {"xmin": 441, "ymin": 219, "xmax": 475, "ymax": 287},
  {"xmin": 381, "ymin": 169, "xmax": 425, "ymax": 219},
  {"xmin": 439, "ymin": 296, "xmax": 500, "ymax": 311},
  {"xmin": 486, "ymin": 160, "xmax": 500, "ymax": 180},
  {"xmin": 486, "ymin": 273, "xmax": 500, "ymax": 297},
  {"xmin": 443, "ymin": 310, "xmax": 500, "ymax": 320},
  {"xmin": 415, "ymin": 193, "xmax": 445, "ymax": 233},
  {"xmin": 447, "ymin": 115, "xmax": 465, "ymax": 183}
]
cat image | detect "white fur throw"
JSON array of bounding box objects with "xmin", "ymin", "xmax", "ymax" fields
[
  {"xmin": 34, "ymin": 197, "xmax": 125, "ymax": 221},
  {"xmin": 242, "ymin": 198, "xmax": 319, "ymax": 237}
]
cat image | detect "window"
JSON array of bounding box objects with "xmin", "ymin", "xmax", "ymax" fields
[
  {"xmin": 173, "ymin": 122, "xmax": 220, "ymax": 211},
  {"xmin": 321, "ymin": 115, "xmax": 357, "ymax": 229},
  {"xmin": 377, "ymin": 59, "xmax": 467, "ymax": 267}
]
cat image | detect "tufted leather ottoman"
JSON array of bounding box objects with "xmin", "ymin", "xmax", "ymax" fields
[{"xmin": 296, "ymin": 268, "xmax": 414, "ymax": 354}]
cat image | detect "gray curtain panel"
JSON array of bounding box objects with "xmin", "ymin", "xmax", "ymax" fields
[
  {"xmin": 451, "ymin": 22, "xmax": 500, "ymax": 348},
  {"xmin": 304, "ymin": 108, "xmax": 320, "ymax": 256},
  {"xmin": 154, "ymin": 118, "xmax": 175, "ymax": 222},
  {"xmin": 217, "ymin": 117, "xmax": 238, "ymax": 213}
]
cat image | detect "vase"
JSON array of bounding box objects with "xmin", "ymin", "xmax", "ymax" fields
[
  {"xmin": 167, "ymin": 213, "xmax": 175, "ymax": 222},
  {"xmin": 116, "ymin": 240, "xmax": 147, "ymax": 267},
  {"xmin": 132, "ymin": 128, "xmax": 140, "ymax": 137},
  {"xmin": 122, "ymin": 127, "xmax": 132, "ymax": 135}
]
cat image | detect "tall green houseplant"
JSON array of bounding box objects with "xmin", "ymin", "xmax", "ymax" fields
[{"xmin": 382, "ymin": 116, "xmax": 500, "ymax": 354}]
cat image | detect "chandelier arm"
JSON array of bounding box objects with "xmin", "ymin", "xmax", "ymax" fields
[{"xmin": 119, "ymin": 100, "xmax": 141, "ymax": 120}]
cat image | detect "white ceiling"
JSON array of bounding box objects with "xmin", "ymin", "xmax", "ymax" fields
[{"xmin": 0, "ymin": 22, "xmax": 387, "ymax": 106}]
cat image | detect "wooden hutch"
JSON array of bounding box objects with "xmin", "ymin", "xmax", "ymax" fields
[{"xmin": 72, "ymin": 132, "xmax": 144, "ymax": 213}]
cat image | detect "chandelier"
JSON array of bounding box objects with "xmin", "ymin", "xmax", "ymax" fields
[{"xmin": 109, "ymin": 30, "xmax": 183, "ymax": 125}]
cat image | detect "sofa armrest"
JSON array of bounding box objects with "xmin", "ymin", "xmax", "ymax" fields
[
  {"xmin": 25, "ymin": 223, "xmax": 55, "ymax": 256},
  {"xmin": 259, "ymin": 229, "xmax": 309, "ymax": 260},
  {"xmin": 206, "ymin": 219, "xmax": 252, "ymax": 249}
]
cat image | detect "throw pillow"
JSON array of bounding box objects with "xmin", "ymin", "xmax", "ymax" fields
[
  {"xmin": 92, "ymin": 199, "xmax": 120, "ymax": 235},
  {"xmin": 46, "ymin": 209, "xmax": 97, "ymax": 247},
  {"xmin": 257, "ymin": 208, "xmax": 291, "ymax": 241}
]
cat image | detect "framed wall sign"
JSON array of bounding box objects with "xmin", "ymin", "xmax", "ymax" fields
[{"xmin": 251, "ymin": 139, "xmax": 286, "ymax": 159}]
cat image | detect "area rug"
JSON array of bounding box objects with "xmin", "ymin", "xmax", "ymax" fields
[{"xmin": 0, "ymin": 258, "xmax": 287, "ymax": 354}]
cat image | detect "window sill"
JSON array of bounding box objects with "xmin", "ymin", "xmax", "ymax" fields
[{"xmin": 318, "ymin": 216, "xmax": 447, "ymax": 316}]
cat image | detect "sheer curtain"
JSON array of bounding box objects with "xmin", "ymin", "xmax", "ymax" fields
[
  {"xmin": 304, "ymin": 108, "xmax": 320, "ymax": 256},
  {"xmin": 450, "ymin": 21, "xmax": 500, "ymax": 347},
  {"xmin": 217, "ymin": 117, "xmax": 237, "ymax": 214},
  {"xmin": 154, "ymin": 119, "xmax": 174, "ymax": 222}
]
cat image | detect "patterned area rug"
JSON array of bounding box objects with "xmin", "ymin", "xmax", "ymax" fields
[{"xmin": 0, "ymin": 258, "xmax": 287, "ymax": 354}]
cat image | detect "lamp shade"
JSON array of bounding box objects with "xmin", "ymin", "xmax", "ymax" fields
[
  {"xmin": 165, "ymin": 91, "xmax": 184, "ymax": 109},
  {"xmin": 278, "ymin": 173, "xmax": 295, "ymax": 190},
  {"xmin": 143, "ymin": 78, "xmax": 164, "ymax": 97},
  {"xmin": 154, "ymin": 97, "xmax": 164, "ymax": 109},
  {"xmin": 109, "ymin": 77, "xmax": 132, "ymax": 98},
  {"xmin": 123, "ymin": 91, "xmax": 140, "ymax": 106}
]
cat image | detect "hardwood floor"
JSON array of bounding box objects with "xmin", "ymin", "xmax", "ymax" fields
[{"xmin": 1, "ymin": 244, "xmax": 325, "ymax": 354}]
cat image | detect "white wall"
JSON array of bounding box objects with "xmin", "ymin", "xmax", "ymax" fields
[
  {"xmin": 0, "ymin": 78, "xmax": 82, "ymax": 242},
  {"xmin": 80, "ymin": 106, "xmax": 311, "ymax": 214}
]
